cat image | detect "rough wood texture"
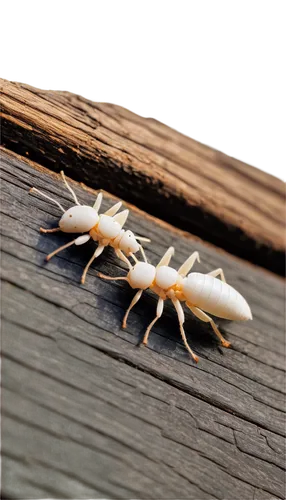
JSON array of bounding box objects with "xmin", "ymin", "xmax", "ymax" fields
[
  {"xmin": 1, "ymin": 149, "xmax": 285, "ymax": 499},
  {"xmin": 1, "ymin": 79, "xmax": 285, "ymax": 275}
]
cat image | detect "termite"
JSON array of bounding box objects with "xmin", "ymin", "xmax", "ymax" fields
[
  {"xmin": 30, "ymin": 171, "xmax": 150, "ymax": 284},
  {"xmin": 99, "ymin": 247, "xmax": 252, "ymax": 362}
]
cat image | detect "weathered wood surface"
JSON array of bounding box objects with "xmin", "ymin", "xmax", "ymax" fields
[
  {"xmin": 1, "ymin": 78, "xmax": 285, "ymax": 275},
  {"xmin": 1, "ymin": 148, "xmax": 285, "ymax": 499}
]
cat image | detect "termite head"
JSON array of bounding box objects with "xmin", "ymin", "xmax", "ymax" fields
[
  {"xmin": 97, "ymin": 210, "xmax": 129, "ymax": 240},
  {"xmin": 59, "ymin": 205, "xmax": 99, "ymax": 233},
  {"xmin": 119, "ymin": 230, "xmax": 140, "ymax": 255},
  {"xmin": 127, "ymin": 262, "xmax": 156, "ymax": 290}
]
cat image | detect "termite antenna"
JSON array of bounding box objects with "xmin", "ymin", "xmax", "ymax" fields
[
  {"xmin": 29, "ymin": 188, "xmax": 65, "ymax": 213},
  {"xmin": 134, "ymin": 236, "xmax": 151, "ymax": 243},
  {"xmin": 139, "ymin": 245, "xmax": 148, "ymax": 263},
  {"xmin": 60, "ymin": 171, "xmax": 80, "ymax": 206}
]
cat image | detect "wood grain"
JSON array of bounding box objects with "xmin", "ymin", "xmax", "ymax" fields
[
  {"xmin": 1, "ymin": 149, "xmax": 285, "ymax": 499},
  {"xmin": 1, "ymin": 79, "xmax": 285, "ymax": 275}
]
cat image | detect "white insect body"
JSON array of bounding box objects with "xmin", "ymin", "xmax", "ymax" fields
[
  {"xmin": 182, "ymin": 273, "xmax": 252, "ymax": 321},
  {"xmin": 99, "ymin": 247, "xmax": 252, "ymax": 362},
  {"xmin": 59, "ymin": 205, "xmax": 100, "ymax": 233},
  {"xmin": 30, "ymin": 171, "xmax": 149, "ymax": 284}
]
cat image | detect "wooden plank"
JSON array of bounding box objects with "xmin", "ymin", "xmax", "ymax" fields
[
  {"xmin": 1, "ymin": 79, "xmax": 285, "ymax": 275},
  {"xmin": 1, "ymin": 148, "xmax": 285, "ymax": 499}
]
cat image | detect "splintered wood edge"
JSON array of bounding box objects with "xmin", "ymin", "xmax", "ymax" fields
[{"xmin": 1, "ymin": 78, "xmax": 285, "ymax": 277}]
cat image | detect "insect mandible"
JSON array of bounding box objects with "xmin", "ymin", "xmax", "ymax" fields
[
  {"xmin": 30, "ymin": 171, "xmax": 150, "ymax": 284},
  {"xmin": 99, "ymin": 247, "xmax": 252, "ymax": 362}
]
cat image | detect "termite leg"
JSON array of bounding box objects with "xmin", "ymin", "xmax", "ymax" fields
[
  {"xmin": 122, "ymin": 289, "xmax": 143, "ymax": 329},
  {"xmin": 139, "ymin": 245, "xmax": 148, "ymax": 263},
  {"xmin": 156, "ymin": 247, "xmax": 174, "ymax": 268},
  {"xmin": 46, "ymin": 238, "xmax": 78, "ymax": 261},
  {"xmin": 178, "ymin": 251, "xmax": 201, "ymax": 277},
  {"xmin": 81, "ymin": 244, "xmax": 105, "ymax": 284},
  {"xmin": 187, "ymin": 304, "xmax": 231, "ymax": 348},
  {"xmin": 103, "ymin": 201, "xmax": 122, "ymax": 216},
  {"xmin": 98, "ymin": 273, "xmax": 128, "ymax": 282},
  {"xmin": 40, "ymin": 227, "xmax": 61, "ymax": 234},
  {"xmin": 171, "ymin": 298, "xmax": 199, "ymax": 362},
  {"xmin": 142, "ymin": 297, "xmax": 164, "ymax": 346},
  {"xmin": 129, "ymin": 253, "xmax": 138, "ymax": 263},
  {"xmin": 46, "ymin": 234, "xmax": 90, "ymax": 261},
  {"xmin": 93, "ymin": 192, "xmax": 103, "ymax": 212},
  {"xmin": 113, "ymin": 210, "xmax": 129, "ymax": 229},
  {"xmin": 207, "ymin": 268, "xmax": 226, "ymax": 282},
  {"xmin": 115, "ymin": 249, "xmax": 133, "ymax": 270}
]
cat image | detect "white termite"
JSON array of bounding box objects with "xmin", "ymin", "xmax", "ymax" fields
[
  {"xmin": 30, "ymin": 171, "xmax": 150, "ymax": 283},
  {"xmin": 99, "ymin": 247, "xmax": 252, "ymax": 362}
]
